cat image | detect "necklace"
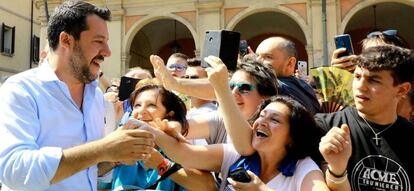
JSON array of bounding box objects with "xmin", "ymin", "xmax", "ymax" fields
[{"xmin": 361, "ymin": 117, "xmax": 396, "ymax": 146}]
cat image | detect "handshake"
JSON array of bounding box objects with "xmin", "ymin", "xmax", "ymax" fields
[{"xmin": 98, "ymin": 118, "xmax": 187, "ymax": 166}]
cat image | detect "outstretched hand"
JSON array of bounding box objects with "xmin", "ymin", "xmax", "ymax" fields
[
  {"xmin": 149, "ymin": 118, "xmax": 189, "ymax": 143},
  {"xmin": 149, "ymin": 55, "xmax": 179, "ymax": 90}
]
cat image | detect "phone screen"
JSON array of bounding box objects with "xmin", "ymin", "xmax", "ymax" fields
[
  {"xmin": 239, "ymin": 40, "xmax": 248, "ymax": 57},
  {"xmin": 297, "ymin": 61, "xmax": 308, "ymax": 76},
  {"xmin": 334, "ymin": 34, "xmax": 354, "ymax": 58}
]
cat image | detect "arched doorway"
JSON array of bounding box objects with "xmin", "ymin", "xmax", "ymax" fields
[
  {"xmin": 128, "ymin": 19, "xmax": 195, "ymax": 72},
  {"xmin": 343, "ymin": 2, "xmax": 414, "ymax": 54},
  {"xmin": 231, "ymin": 11, "xmax": 308, "ymax": 63}
]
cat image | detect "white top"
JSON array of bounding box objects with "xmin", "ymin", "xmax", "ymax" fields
[
  {"xmin": 0, "ymin": 62, "xmax": 105, "ymax": 191},
  {"xmin": 220, "ymin": 144, "xmax": 322, "ymax": 191}
]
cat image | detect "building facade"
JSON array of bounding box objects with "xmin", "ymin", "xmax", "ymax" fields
[
  {"xmin": 0, "ymin": 0, "xmax": 41, "ymax": 85},
  {"xmin": 1, "ymin": 0, "xmax": 414, "ymax": 82}
]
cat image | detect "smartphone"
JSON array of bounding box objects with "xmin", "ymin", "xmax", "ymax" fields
[
  {"xmin": 228, "ymin": 167, "xmax": 251, "ymax": 183},
  {"xmin": 334, "ymin": 34, "xmax": 354, "ymax": 58},
  {"xmin": 201, "ymin": 30, "xmax": 240, "ymax": 71},
  {"xmin": 118, "ymin": 76, "xmax": 140, "ymax": 101},
  {"xmin": 239, "ymin": 40, "xmax": 248, "ymax": 57},
  {"xmin": 297, "ymin": 61, "xmax": 308, "ymax": 76}
]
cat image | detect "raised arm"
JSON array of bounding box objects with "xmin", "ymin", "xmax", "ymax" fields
[
  {"xmin": 150, "ymin": 55, "xmax": 216, "ymax": 100},
  {"xmin": 204, "ymin": 56, "xmax": 255, "ymax": 155}
]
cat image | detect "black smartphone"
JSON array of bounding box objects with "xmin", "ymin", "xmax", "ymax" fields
[
  {"xmin": 201, "ymin": 30, "xmax": 240, "ymax": 71},
  {"xmin": 118, "ymin": 76, "xmax": 140, "ymax": 101},
  {"xmin": 334, "ymin": 34, "xmax": 354, "ymax": 58},
  {"xmin": 239, "ymin": 40, "xmax": 248, "ymax": 57},
  {"xmin": 228, "ymin": 167, "xmax": 251, "ymax": 183}
]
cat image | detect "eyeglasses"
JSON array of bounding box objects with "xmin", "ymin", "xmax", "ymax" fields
[
  {"xmin": 167, "ymin": 63, "xmax": 187, "ymax": 71},
  {"xmin": 183, "ymin": 75, "xmax": 199, "ymax": 79},
  {"xmin": 229, "ymin": 82, "xmax": 256, "ymax": 95},
  {"xmin": 367, "ymin": 29, "xmax": 397, "ymax": 38}
]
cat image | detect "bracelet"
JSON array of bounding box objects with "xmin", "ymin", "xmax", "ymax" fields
[
  {"xmin": 157, "ymin": 158, "xmax": 173, "ymax": 177},
  {"xmin": 327, "ymin": 167, "xmax": 347, "ymax": 178},
  {"xmin": 326, "ymin": 168, "xmax": 348, "ymax": 184}
]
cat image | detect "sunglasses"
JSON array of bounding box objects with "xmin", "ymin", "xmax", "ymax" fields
[
  {"xmin": 367, "ymin": 29, "xmax": 397, "ymax": 38},
  {"xmin": 167, "ymin": 63, "xmax": 187, "ymax": 71},
  {"xmin": 229, "ymin": 82, "xmax": 256, "ymax": 95}
]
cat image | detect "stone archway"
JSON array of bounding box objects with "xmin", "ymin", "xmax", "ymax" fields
[
  {"xmin": 226, "ymin": 7, "xmax": 309, "ymax": 65},
  {"xmin": 123, "ymin": 15, "xmax": 196, "ymax": 73},
  {"xmin": 341, "ymin": 1, "xmax": 414, "ymax": 54}
]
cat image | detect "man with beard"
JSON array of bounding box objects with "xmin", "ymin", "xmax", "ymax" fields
[{"xmin": 0, "ymin": 1, "xmax": 154, "ymax": 191}]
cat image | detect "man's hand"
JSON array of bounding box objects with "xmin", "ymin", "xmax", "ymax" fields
[
  {"xmin": 331, "ymin": 48, "xmax": 357, "ymax": 72},
  {"xmin": 98, "ymin": 128, "xmax": 154, "ymax": 165},
  {"xmin": 319, "ymin": 124, "xmax": 352, "ymax": 175},
  {"xmin": 150, "ymin": 55, "xmax": 179, "ymax": 90},
  {"xmin": 227, "ymin": 170, "xmax": 269, "ymax": 191}
]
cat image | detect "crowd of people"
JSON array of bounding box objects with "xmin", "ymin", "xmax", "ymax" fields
[{"xmin": 1, "ymin": 1, "xmax": 414, "ymax": 191}]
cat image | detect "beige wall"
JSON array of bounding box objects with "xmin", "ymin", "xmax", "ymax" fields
[
  {"xmin": 0, "ymin": 1, "xmax": 41, "ymax": 78},
  {"xmin": 2, "ymin": 0, "xmax": 414, "ymax": 82}
]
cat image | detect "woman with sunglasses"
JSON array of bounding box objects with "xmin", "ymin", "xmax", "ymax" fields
[{"xmin": 150, "ymin": 54, "xmax": 278, "ymax": 144}]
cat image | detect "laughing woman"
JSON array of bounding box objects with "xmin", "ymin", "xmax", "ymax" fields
[{"xmin": 150, "ymin": 95, "xmax": 329, "ymax": 191}]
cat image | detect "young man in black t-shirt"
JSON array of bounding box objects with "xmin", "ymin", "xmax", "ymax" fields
[{"xmin": 316, "ymin": 45, "xmax": 414, "ymax": 191}]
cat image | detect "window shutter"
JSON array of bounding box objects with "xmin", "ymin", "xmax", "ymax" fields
[
  {"xmin": 11, "ymin": 26, "xmax": 15, "ymax": 54},
  {"xmin": 33, "ymin": 36, "xmax": 40, "ymax": 62},
  {"xmin": 1, "ymin": 23, "xmax": 4, "ymax": 52}
]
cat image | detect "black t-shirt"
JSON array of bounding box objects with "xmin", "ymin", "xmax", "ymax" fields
[
  {"xmin": 315, "ymin": 107, "xmax": 414, "ymax": 191},
  {"xmin": 278, "ymin": 76, "xmax": 320, "ymax": 114}
]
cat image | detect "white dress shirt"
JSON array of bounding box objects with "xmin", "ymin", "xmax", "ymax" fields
[{"xmin": 0, "ymin": 62, "xmax": 105, "ymax": 191}]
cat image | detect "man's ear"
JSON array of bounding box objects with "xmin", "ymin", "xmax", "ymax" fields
[
  {"xmin": 288, "ymin": 56, "xmax": 297, "ymax": 72},
  {"xmin": 59, "ymin": 32, "xmax": 74, "ymax": 49},
  {"xmin": 397, "ymin": 82, "xmax": 411, "ymax": 97}
]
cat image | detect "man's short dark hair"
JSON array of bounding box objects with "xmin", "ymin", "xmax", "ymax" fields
[
  {"xmin": 47, "ymin": 0, "xmax": 111, "ymax": 50},
  {"xmin": 352, "ymin": 45, "xmax": 414, "ymax": 86},
  {"xmin": 170, "ymin": 53, "xmax": 189, "ymax": 62}
]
